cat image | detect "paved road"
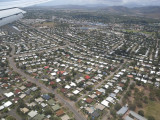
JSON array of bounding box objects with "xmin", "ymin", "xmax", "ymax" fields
[
  {"xmin": 1, "ymin": 107, "xmax": 22, "ymax": 120},
  {"xmin": 8, "ymin": 46, "xmax": 87, "ymax": 120}
]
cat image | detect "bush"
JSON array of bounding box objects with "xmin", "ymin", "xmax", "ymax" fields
[
  {"xmin": 114, "ymin": 103, "xmax": 122, "ymax": 111},
  {"xmin": 70, "ymin": 96, "xmax": 77, "ymax": 101},
  {"xmin": 138, "ymin": 110, "xmax": 144, "ymax": 116}
]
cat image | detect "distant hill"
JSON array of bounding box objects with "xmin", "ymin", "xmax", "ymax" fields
[
  {"xmin": 31, "ymin": 5, "xmax": 160, "ymax": 19},
  {"xmin": 100, "ymin": 6, "xmax": 160, "ymax": 18}
]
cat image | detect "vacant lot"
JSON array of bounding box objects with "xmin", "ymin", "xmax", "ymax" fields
[{"xmin": 144, "ymin": 101, "xmax": 160, "ymax": 120}]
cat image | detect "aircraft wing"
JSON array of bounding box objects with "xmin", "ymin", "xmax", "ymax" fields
[{"xmin": 0, "ymin": 0, "xmax": 52, "ymax": 27}]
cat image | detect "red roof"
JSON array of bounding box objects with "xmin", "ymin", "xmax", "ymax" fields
[
  {"xmin": 57, "ymin": 71, "xmax": 65, "ymax": 74},
  {"xmin": 15, "ymin": 89, "xmax": 21, "ymax": 94},
  {"xmin": 3, "ymin": 77, "xmax": 8, "ymax": 80},
  {"xmin": 50, "ymin": 81, "xmax": 55, "ymax": 85},
  {"xmin": 119, "ymin": 83, "xmax": 124, "ymax": 87},
  {"xmin": 61, "ymin": 88, "xmax": 67, "ymax": 93},
  {"xmin": 127, "ymin": 75, "xmax": 133, "ymax": 78},
  {"xmin": 44, "ymin": 66, "xmax": 49, "ymax": 69},
  {"xmin": 85, "ymin": 75, "xmax": 91, "ymax": 80},
  {"xmin": 13, "ymin": 97, "xmax": 20, "ymax": 102}
]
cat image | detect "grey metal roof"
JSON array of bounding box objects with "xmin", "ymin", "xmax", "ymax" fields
[
  {"xmin": 117, "ymin": 106, "xmax": 128, "ymax": 115},
  {"xmin": 129, "ymin": 111, "xmax": 147, "ymax": 120},
  {"xmin": 124, "ymin": 116, "xmax": 134, "ymax": 120}
]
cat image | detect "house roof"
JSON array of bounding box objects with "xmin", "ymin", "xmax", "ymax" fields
[
  {"xmin": 33, "ymin": 114, "xmax": 45, "ymax": 120},
  {"xmin": 56, "ymin": 109, "xmax": 64, "ymax": 117},
  {"xmin": 117, "ymin": 106, "xmax": 128, "ymax": 115},
  {"xmin": 86, "ymin": 98, "xmax": 93, "ymax": 104},
  {"xmin": 101, "ymin": 100, "xmax": 109, "ymax": 107},
  {"xmin": 0, "ymin": 106, "xmax": 4, "ymax": 110},
  {"xmin": 52, "ymin": 104, "xmax": 60, "ymax": 111},
  {"xmin": 20, "ymin": 107, "xmax": 29, "ymax": 114},
  {"xmin": 85, "ymin": 75, "xmax": 91, "ymax": 80},
  {"xmin": 61, "ymin": 88, "xmax": 67, "ymax": 93},
  {"xmin": 28, "ymin": 110, "xmax": 38, "ymax": 118},
  {"xmin": 3, "ymin": 101, "xmax": 12, "ymax": 107},
  {"xmin": 128, "ymin": 111, "xmax": 147, "ymax": 120},
  {"xmin": 73, "ymin": 90, "xmax": 80, "ymax": 95},
  {"xmin": 61, "ymin": 114, "xmax": 70, "ymax": 120},
  {"xmin": 35, "ymin": 97, "xmax": 44, "ymax": 103},
  {"xmin": 47, "ymin": 99, "xmax": 56, "ymax": 106},
  {"xmin": 95, "ymin": 103, "xmax": 105, "ymax": 111},
  {"xmin": 4, "ymin": 92, "xmax": 14, "ymax": 97},
  {"xmin": 91, "ymin": 110, "xmax": 100, "ymax": 118},
  {"xmin": 86, "ymin": 107, "xmax": 94, "ymax": 114},
  {"xmin": 42, "ymin": 94, "xmax": 50, "ymax": 100}
]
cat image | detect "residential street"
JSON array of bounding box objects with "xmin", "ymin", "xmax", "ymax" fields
[{"xmin": 8, "ymin": 46, "xmax": 87, "ymax": 120}]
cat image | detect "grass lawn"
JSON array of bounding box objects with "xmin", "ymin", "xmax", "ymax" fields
[{"xmin": 144, "ymin": 101, "xmax": 160, "ymax": 120}]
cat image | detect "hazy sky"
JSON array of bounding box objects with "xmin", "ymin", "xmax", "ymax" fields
[
  {"xmin": 1, "ymin": 0, "xmax": 160, "ymax": 6},
  {"xmin": 40, "ymin": 0, "xmax": 160, "ymax": 6}
]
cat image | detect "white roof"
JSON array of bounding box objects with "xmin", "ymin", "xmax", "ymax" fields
[
  {"xmin": 0, "ymin": 8, "xmax": 25, "ymax": 19},
  {"xmin": 3, "ymin": 101, "xmax": 12, "ymax": 107},
  {"xmin": 51, "ymin": 72, "xmax": 56, "ymax": 76},
  {"xmin": 101, "ymin": 100, "xmax": 109, "ymax": 107},
  {"xmin": 141, "ymin": 79, "xmax": 147, "ymax": 83},
  {"xmin": 106, "ymin": 97, "xmax": 115, "ymax": 103},
  {"xmin": 73, "ymin": 90, "xmax": 80, "ymax": 95},
  {"xmin": 56, "ymin": 78, "xmax": 61, "ymax": 82},
  {"xmin": 70, "ymin": 82, "xmax": 76, "ymax": 87},
  {"xmin": 4, "ymin": 92, "xmax": 14, "ymax": 98},
  {"xmin": 0, "ymin": 106, "xmax": 4, "ymax": 110},
  {"xmin": 97, "ymin": 88, "xmax": 105, "ymax": 93},
  {"xmin": 114, "ymin": 89, "xmax": 119, "ymax": 94},
  {"xmin": 104, "ymin": 84, "xmax": 109, "ymax": 89},
  {"xmin": 65, "ymin": 85, "xmax": 71, "ymax": 89}
]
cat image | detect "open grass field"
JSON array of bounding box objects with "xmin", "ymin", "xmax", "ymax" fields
[{"xmin": 144, "ymin": 101, "xmax": 160, "ymax": 120}]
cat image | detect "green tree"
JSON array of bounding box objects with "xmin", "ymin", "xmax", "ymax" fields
[
  {"xmin": 114, "ymin": 103, "xmax": 122, "ymax": 111},
  {"xmin": 70, "ymin": 96, "xmax": 77, "ymax": 101},
  {"xmin": 138, "ymin": 110, "xmax": 144, "ymax": 116}
]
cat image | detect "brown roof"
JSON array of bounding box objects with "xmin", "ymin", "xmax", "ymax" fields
[
  {"xmin": 86, "ymin": 98, "xmax": 93, "ymax": 104},
  {"xmin": 56, "ymin": 109, "xmax": 64, "ymax": 117},
  {"xmin": 61, "ymin": 88, "xmax": 67, "ymax": 93},
  {"xmin": 25, "ymin": 82, "xmax": 33, "ymax": 87},
  {"xmin": 96, "ymin": 91, "xmax": 102, "ymax": 96}
]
